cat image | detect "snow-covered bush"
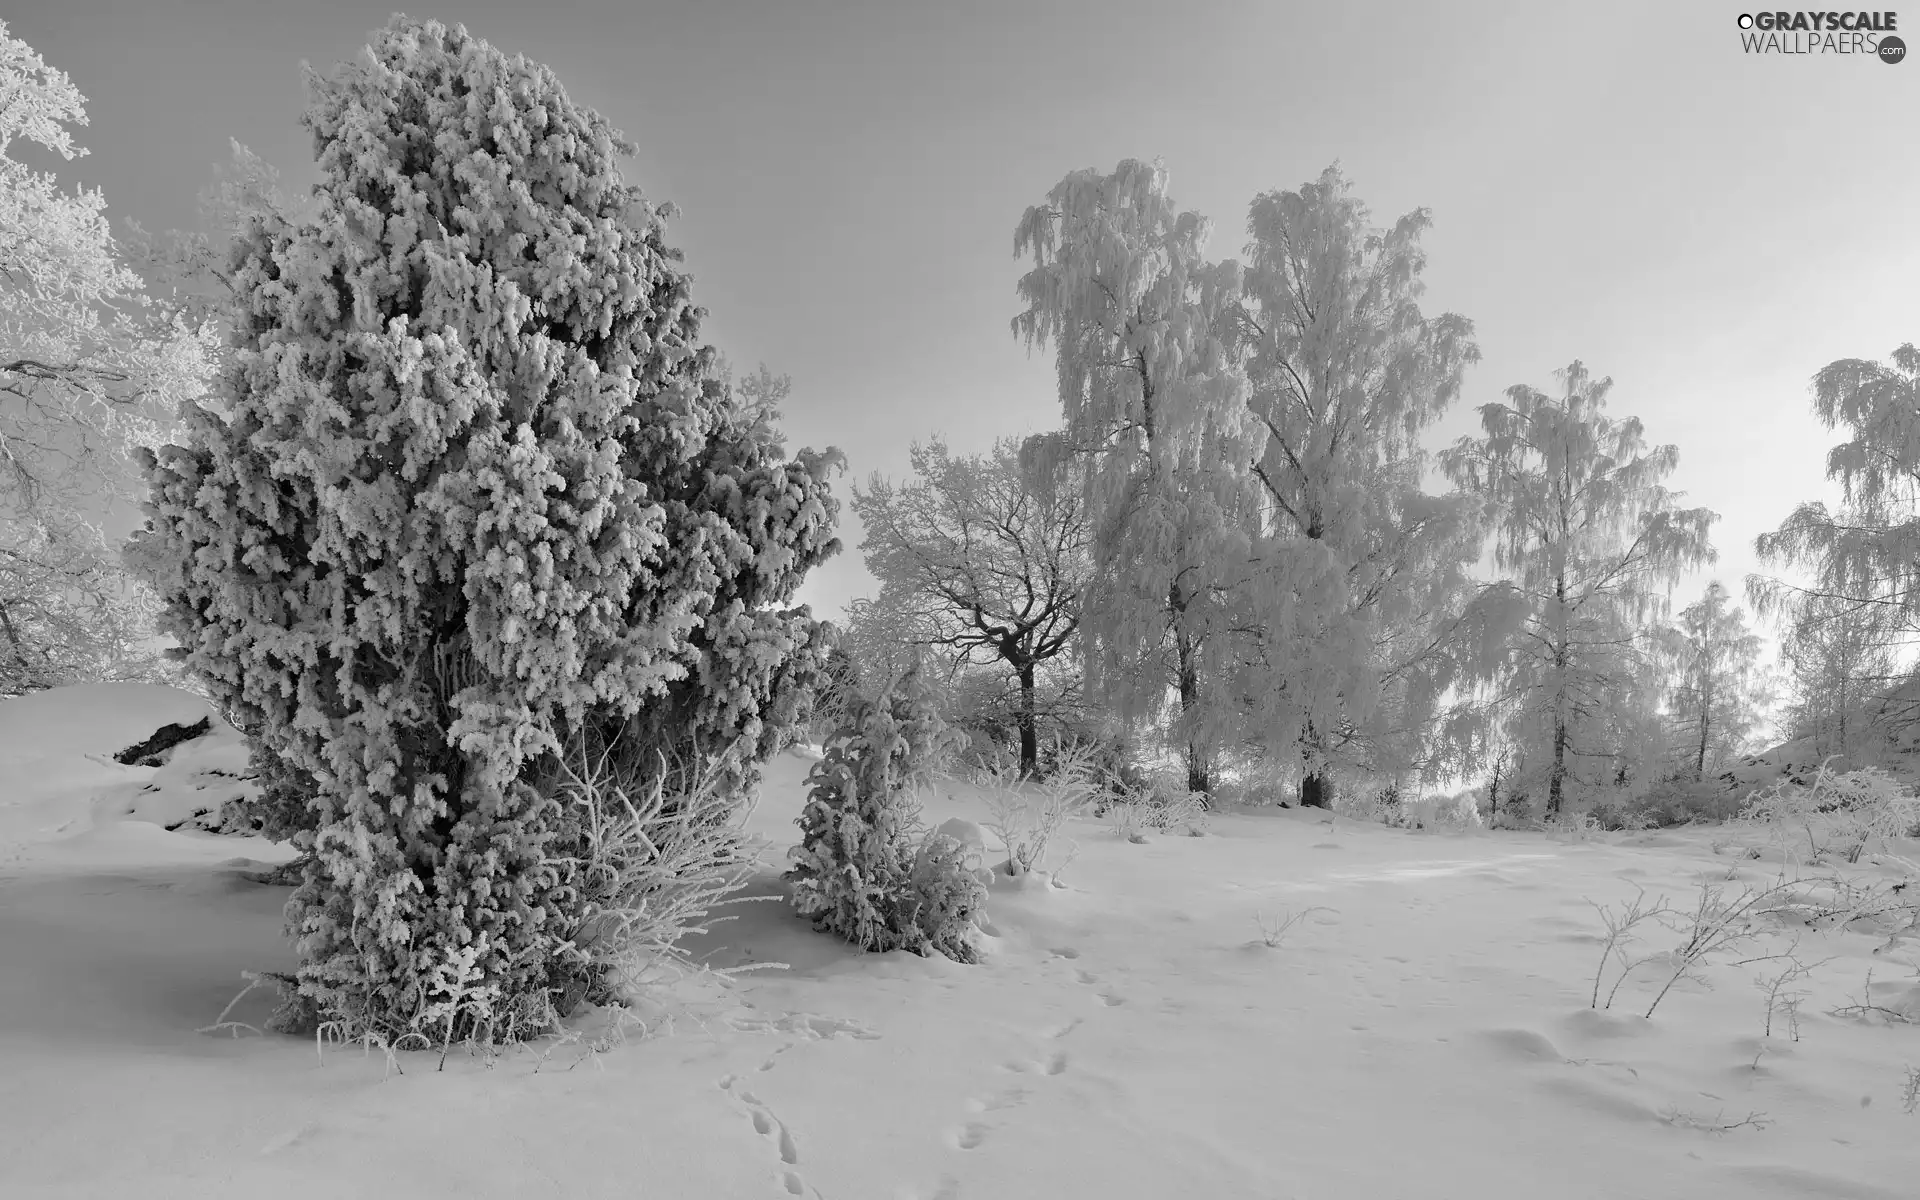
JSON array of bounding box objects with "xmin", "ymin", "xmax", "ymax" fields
[
  {"xmin": 1102, "ymin": 767, "xmax": 1210, "ymax": 838},
  {"xmin": 540, "ymin": 724, "xmax": 773, "ymax": 1013},
  {"xmin": 1740, "ymin": 763, "xmax": 1920, "ymax": 869},
  {"xmin": 1398, "ymin": 791, "xmax": 1485, "ymax": 832},
  {"xmin": 785, "ymin": 672, "xmax": 985, "ymax": 963},
  {"xmin": 1488, "ymin": 791, "xmax": 1538, "ymax": 830},
  {"xmin": 128, "ymin": 17, "xmax": 838, "ymax": 1042},
  {"xmin": 976, "ymin": 743, "xmax": 1099, "ymax": 873}
]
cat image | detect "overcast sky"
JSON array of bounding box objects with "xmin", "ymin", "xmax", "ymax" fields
[{"xmin": 15, "ymin": 0, "xmax": 1916, "ymax": 632}]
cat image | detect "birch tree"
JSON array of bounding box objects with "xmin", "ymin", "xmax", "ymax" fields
[
  {"xmin": 1752, "ymin": 343, "xmax": 1920, "ymax": 636},
  {"xmin": 0, "ymin": 23, "xmax": 213, "ymax": 689},
  {"xmin": 1749, "ymin": 343, "xmax": 1920, "ymax": 755},
  {"xmin": 1442, "ymin": 362, "xmax": 1716, "ymax": 815},
  {"xmin": 1773, "ymin": 591, "xmax": 1900, "ymax": 757},
  {"xmin": 1229, "ymin": 165, "xmax": 1484, "ymax": 806},
  {"xmin": 1665, "ymin": 581, "xmax": 1766, "ymax": 779},
  {"xmin": 853, "ymin": 436, "xmax": 1089, "ymax": 776},
  {"xmin": 1013, "ymin": 159, "xmax": 1252, "ymax": 795}
]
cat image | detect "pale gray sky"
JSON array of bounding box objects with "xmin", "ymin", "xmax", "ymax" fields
[{"xmin": 16, "ymin": 0, "xmax": 1916, "ymax": 632}]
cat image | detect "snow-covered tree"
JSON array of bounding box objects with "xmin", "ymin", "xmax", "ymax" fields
[
  {"xmin": 1228, "ymin": 165, "xmax": 1484, "ymax": 806},
  {"xmin": 785, "ymin": 669, "xmax": 983, "ymax": 962},
  {"xmin": 1753, "ymin": 344, "xmax": 1920, "ymax": 621},
  {"xmin": 1772, "ymin": 591, "xmax": 1901, "ymax": 758},
  {"xmin": 0, "ymin": 23, "xmax": 213, "ymax": 691},
  {"xmin": 1442, "ymin": 362, "xmax": 1715, "ymax": 815},
  {"xmin": 1664, "ymin": 581, "xmax": 1767, "ymax": 779},
  {"xmin": 1013, "ymin": 159, "xmax": 1252, "ymax": 795},
  {"xmin": 853, "ymin": 436, "xmax": 1089, "ymax": 776},
  {"xmin": 125, "ymin": 139, "xmax": 297, "ymax": 341},
  {"xmin": 1749, "ymin": 343, "xmax": 1920, "ymax": 757},
  {"xmin": 130, "ymin": 17, "xmax": 840, "ymax": 1039}
]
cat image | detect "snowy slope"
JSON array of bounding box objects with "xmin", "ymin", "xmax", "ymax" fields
[
  {"xmin": 0, "ymin": 683, "xmax": 262, "ymax": 870},
  {"xmin": 1, "ymin": 685, "xmax": 1916, "ymax": 1199}
]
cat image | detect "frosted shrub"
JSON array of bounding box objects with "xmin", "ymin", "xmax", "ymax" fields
[
  {"xmin": 1104, "ymin": 771, "xmax": 1209, "ymax": 839},
  {"xmin": 542, "ymin": 726, "xmax": 775, "ymax": 1013},
  {"xmin": 130, "ymin": 18, "xmax": 839, "ymax": 1043},
  {"xmin": 1400, "ymin": 791, "xmax": 1485, "ymax": 832},
  {"xmin": 1740, "ymin": 763, "xmax": 1920, "ymax": 869},
  {"xmin": 785, "ymin": 673, "xmax": 986, "ymax": 963},
  {"xmin": 977, "ymin": 742, "xmax": 1099, "ymax": 874}
]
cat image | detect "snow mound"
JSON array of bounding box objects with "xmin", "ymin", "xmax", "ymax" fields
[
  {"xmin": 0, "ymin": 681, "xmax": 219, "ymax": 765},
  {"xmin": 0, "ymin": 683, "xmax": 260, "ymax": 860}
]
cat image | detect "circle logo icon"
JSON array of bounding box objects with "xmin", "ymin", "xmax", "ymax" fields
[
  {"xmin": 1737, "ymin": 13, "xmax": 1754, "ymax": 28},
  {"xmin": 1880, "ymin": 35, "xmax": 1907, "ymax": 63}
]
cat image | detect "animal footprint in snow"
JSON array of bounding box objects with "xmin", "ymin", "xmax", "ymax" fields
[
  {"xmin": 954, "ymin": 1122, "xmax": 990, "ymax": 1150},
  {"xmin": 1097, "ymin": 993, "xmax": 1125, "ymax": 1007},
  {"xmin": 757, "ymin": 1042, "xmax": 798, "ymax": 1072},
  {"xmin": 721, "ymin": 1077, "xmax": 809, "ymax": 1190},
  {"xmin": 1049, "ymin": 946, "xmax": 1081, "ymax": 960},
  {"xmin": 1044, "ymin": 1051, "xmax": 1069, "ymax": 1076}
]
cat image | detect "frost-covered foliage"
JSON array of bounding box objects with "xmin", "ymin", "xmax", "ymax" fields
[
  {"xmin": 785, "ymin": 671, "xmax": 986, "ymax": 963},
  {"xmin": 1229, "ymin": 165, "xmax": 1485, "ymax": 808},
  {"xmin": 1663, "ymin": 582, "xmax": 1769, "ymax": 780},
  {"xmin": 975, "ymin": 743, "xmax": 1098, "ymax": 873},
  {"xmin": 1396, "ymin": 791, "xmax": 1485, "ymax": 832},
  {"xmin": 1441, "ymin": 363, "xmax": 1716, "ymax": 816},
  {"xmin": 805, "ymin": 641, "xmax": 864, "ymax": 740},
  {"xmin": 1752, "ymin": 344, "xmax": 1920, "ymax": 755},
  {"xmin": 854, "ymin": 436, "xmax": 1090, "ymax": 778},
  {"xmin": 1773, "ymin": 593, "xmax": 1902, "ymax": 760},
  {"xmin": 1754, "ymin": 344, "xmax": 1920, "ymax": 630},
  {"xmin": 128, "ymin": 17, "xmax": 839, "ymax": 1041},
  {"xmin": 1102, "ymin": 768, "xmax": 1210, "ymax": 839},
  {"xmin": 1013, "ymin": 161, "xmax": 1497, "ymax": 805},
  {"xmin": 1014, "ymin": 159, "xmax": 1250, "ymax": 796},
  {"xmin": 540, "ymin": 725, "xmax": 770, "ymax": 1011},
  {"xmin": 1739, "ymin": 764, "xmax": 1920, "ymax": 868},
  {"xmin": 0, "ymin": 23, "xmax": 214, "ymax": 693}
]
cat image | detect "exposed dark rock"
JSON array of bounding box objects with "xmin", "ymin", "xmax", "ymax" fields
[{"xmin": 113, "ymin": 716, "xmax": 212, "ymax": 767}]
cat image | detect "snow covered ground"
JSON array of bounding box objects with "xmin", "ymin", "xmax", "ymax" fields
[{"xmin": 2, "ymin": 685, "xmax": 1916, "ymax": 1199}]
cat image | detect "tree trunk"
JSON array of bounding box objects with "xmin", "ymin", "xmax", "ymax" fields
[
  {"xmin": 1487, "ymin": 753, "xmax": 1505, "ymax": 825},
  {"xmin": 1546, "ymin": 560, "xmax": 1570, "ymax": 818},
  {"xmin": 1300, "ymin": 770, "xmax": 1332, "ymax": 809},
  {"xmin": 0, "ymin": 598, "xmax": 38, "ymax": 690},
  {"xmin": 1299, "ymin": 720, "xmax": 1332, "ymax": 809},
  {"xmin": 1695, "ymin": 600, "xmax": 1714, "ymax": 780},
  {"xmin": 1176, "ymin": 626, "xmax": 1209, "ymax": 800},
  {"xmin": 1169, "ymin": 574, "xmax": 1210, "ymax": 801},
  {"xmin": 1546, "ymin": 717, "xmax": 1566, "ymax": 816},
  {"xmin": 1016, "ymin": 660, "xmax": 1039, "ymax": 779},
  {"xmin": 1694, "ymin": 698, "xmax": 1710, "ymax": 781}
]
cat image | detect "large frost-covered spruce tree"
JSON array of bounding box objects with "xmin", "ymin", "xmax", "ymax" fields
[{"xmin": 130, "ymin": 17, "xmax": 840, "ymax": 1039}]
